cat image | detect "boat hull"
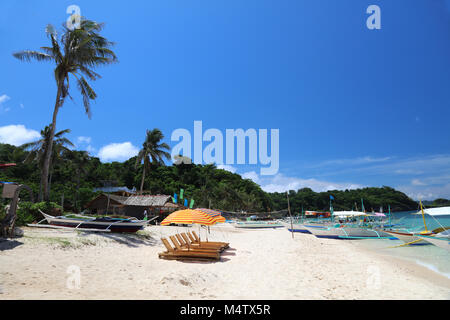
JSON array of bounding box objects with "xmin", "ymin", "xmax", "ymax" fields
[
  {"xmin": 304, "ymin": 225, "xmax": 394, "ymax": 239},
  {"xmin": 418, "ymin": 235, "xmax": 450, "ymax": 251},
  {"xmin": 383, "ymin": 230, "xmax": 433, "ymax": 244},
  {"xmin": 234, "ymin": 222, "xmax": 284, "ymax": 229},
  {"xmin": 42, "ymin": 213, "xmax": 147, "ymax": 233}
]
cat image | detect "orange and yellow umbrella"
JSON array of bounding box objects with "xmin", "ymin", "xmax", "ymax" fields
[
  {"xmin": 196, "ymin": 208, "xmax": 226, "ymax": 223},
  {"xmin": 161, "ymin": 209, "xmax": 224, "ymax": 226}
]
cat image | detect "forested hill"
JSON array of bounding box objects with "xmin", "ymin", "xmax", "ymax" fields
[{"xmin": 0, "ymin": 143, "xmax": 423, "ymax": 213}]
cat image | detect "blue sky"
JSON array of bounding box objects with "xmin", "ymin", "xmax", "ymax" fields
[{"xmin": 1, "ymin": 0, "xmax": 450, "ymax": 199}]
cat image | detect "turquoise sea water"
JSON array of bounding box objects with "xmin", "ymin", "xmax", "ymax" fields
[{"xmin": 355, "ymin": 211, "xmax": 450, "ymax": 279}]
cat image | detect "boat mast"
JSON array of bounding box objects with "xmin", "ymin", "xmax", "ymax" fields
[
  {"xmin": 287, "ymin": 191, "xmax": 294, "ymax": 239},
  {"xmin": 419, "ymin": 200, "xmax": 428, "ymax": 232},
  {"xmin": 388, "ymin": 204, "xmax": 391, "ymax": 226}
]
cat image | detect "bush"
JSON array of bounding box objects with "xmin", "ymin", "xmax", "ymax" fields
[{"xmin": 15, "ymin": 201, "xmax": 63, "ymax": 226}]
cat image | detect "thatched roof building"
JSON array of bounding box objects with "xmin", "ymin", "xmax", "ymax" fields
[{"xmin": 85, "ymin": 193, "xmax": 182, "ymax": 220}]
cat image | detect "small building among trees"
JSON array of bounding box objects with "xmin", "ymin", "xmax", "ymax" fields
[{"xmin": 85, "ymin": 193, "xmax": 182, "ymax": 220}]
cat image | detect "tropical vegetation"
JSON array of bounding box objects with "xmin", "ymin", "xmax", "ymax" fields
[{"xmin": 0, "ymin": 142, "xmax": 429, "ymax": 216}]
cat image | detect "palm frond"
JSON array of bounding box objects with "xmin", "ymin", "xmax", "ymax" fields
[
  {"xmin": 12, "ymin": 50, "xmax": 52, "ymax": 62},
  {"xmin": 76, "ymin": 76, "xmax": 96, "ymax": 118}
]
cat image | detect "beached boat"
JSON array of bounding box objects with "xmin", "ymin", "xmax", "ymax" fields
[
  {"xmin": 303, "ymin": 224, "xmax": 393, "ymax": 239},
  {"xmin": 234, "ymin": 221, "xmax": 284, "ymax": 229},
  {"xmin": 382, "ymin": 201, "xmax": 441, "ymax": 244},
  {"xmin": 284, "ymin": 221, "xmax": 331, "ymax": 233},
  {"xmin": 38, "ymin": 211, "xmax": 148, "ymax": 233}
]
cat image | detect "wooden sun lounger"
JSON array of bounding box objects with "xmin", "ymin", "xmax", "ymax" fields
[
  {"xmin": 158, "ymin": 238, "xmax": 220, "ymax": 261},
  {"xmin": 190, "ymin": 231, "xmax": 229, "ymax": 249},
  {"xmin": 170, "ymin": 235, "xmax": 220, "ymax": 254},
  {"xmin": 177, "ymin": 233, "xmax": 222, "ymax": 253}
]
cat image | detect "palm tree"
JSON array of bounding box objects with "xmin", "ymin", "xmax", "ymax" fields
[
  {"xmin": 21, "ymin": 125, "xmax": 74, "ymax": 201},
  {"xmin": 13, "ymin": 19, "xmax": 117, "ymax": 200},
  {"xmin": 135, "ymin": 129, "xmax": 171, "ymax": 193}
]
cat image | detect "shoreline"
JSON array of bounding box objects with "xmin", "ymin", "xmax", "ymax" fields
[{"xmin": 0, "ymin": 225, "xmax": 449, "ymax": 300}]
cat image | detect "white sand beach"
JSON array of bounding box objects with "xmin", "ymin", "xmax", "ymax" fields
[{"xmin": 0, "ymin": 224, "xmax": 449, "ymax": 300}]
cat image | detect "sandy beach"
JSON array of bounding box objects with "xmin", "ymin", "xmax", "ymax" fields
[{"xmin": 0, "ymin": 224, "xmax": 449, "ymax": 300}]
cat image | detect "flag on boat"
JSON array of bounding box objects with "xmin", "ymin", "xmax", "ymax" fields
[
  {"xmin": 184, "ymin": 198, "xmax": 188, "ymax": 207},
  {"xmin": 189, "ymin": 199, "xmax": 194, "ymax": 208},
  {"xmin": 173, "ymin": 193, "xmax": 178, "ymax": 203},
  {"xmin": 180, "ymin": 188, "xmax": 184, "ymax": 199}
]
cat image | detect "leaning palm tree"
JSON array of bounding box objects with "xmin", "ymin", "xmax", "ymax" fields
[
  {"xmin": 135, "ymin": 129, "xmax": 171, "ymax": 193},
  {"xmin": 13, "ymin": 19, "xmax": 117, "ymax": 200},
  {"xmin": 21, "ymin": 125, "xmax": 74, "ymax": 201}
]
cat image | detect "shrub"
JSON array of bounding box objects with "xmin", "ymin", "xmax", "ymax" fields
[{"xmin": 15, "ymin": 201, "xmax": 63, "ymax": 226}]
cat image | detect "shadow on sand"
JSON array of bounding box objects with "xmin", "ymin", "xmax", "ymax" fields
[
  {"xmin": 0, "ymin": 239, "xmax": 23, "ymax": 251},
  {"xmin": 78, "ymin": 231, "xmax": 158, "ymax": 248}
]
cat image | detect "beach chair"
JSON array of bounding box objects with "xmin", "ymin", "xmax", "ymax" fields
[
  {"xmin": 169, "ymin": 235, "xmax": 220, "ymax": 254},
  {"xmin": 190, "ymin": 231, "xmax": 229, "ymax": 250},
  {"xmin": 178, "ymin": 233, "xmax": 223, "ymax": 252},
  {"xmin": 158, "ymin": 238, "xmax": 220, "ymax": 261}
]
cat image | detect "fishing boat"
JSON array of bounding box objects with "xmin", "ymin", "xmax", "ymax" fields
[
  {"xmin": 284, "ymin": 221, "xmax": 331, "ymax": 233},
  {"xmin": 234, "ymin": 221, "xmax": 284, "ymax": 229},
  {"xmin": 303, "ymin": 224, "xmax": 393, "ymax": 239},
  {"xmin": 383, "ymin": 201, "xmax": 440, "ymax": 245},
  {"xmin": 37, "ymin": 211, "xmax": 148, "ymax": 233}
]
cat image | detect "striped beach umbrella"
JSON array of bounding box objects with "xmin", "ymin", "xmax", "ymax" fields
[
  {"xmin": 196, "ymin": 208, "xmax": 226, "ymax": 223},
  {"xmin": 161, "ymin": 209, "xmax": 223, "ymax": 226}
]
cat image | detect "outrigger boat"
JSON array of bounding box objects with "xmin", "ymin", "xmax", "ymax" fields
[
  {"xmin": 303, "ymin": 224, "xmax": 393, "ymax": 239},
  {"xmin": 383, "ymin": 201, "xmax": 438, "ymax": 245},
  {"xmin": 34, "ymin": 211, "xmax": 149, "ymax": 233},
  {"xmin": 234, "ymin": 221, "xmax": 284, "ymax": 229}
]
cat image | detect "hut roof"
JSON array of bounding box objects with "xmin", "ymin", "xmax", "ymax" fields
[
  {"xmin": 123, "ymin": 194, "xmax": 172, "ymax": 206},
  {"xmin": 86, "ymin": 193, "xmax": 172, "ymax": 208}
]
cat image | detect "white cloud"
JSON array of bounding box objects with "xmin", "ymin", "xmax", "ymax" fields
[
  {"xmin": 97, "ymin": 142, "xmax": 139, "ymax": 162},
  {"xmin": 77, "ymin": 136, "xmax": 92, "ymax": 144},
  {"xmin": 241, "ymin": 172, "xmax": 363, "ymax": 193},
  {"xmin": 0, "ymin": 124, "xmax": 41, "ymax": 146},
  {"xmin": 217, "ymin": 164, "xmax": 237, "ymax": 173},
  {"xmin": 0, "ymin": 94, "xmax": 11, "ymax": 113},
  {"xmin": 397, "ymin": 183, "xmax": 450, "ymax": 201},
  {"xmin": 0, "ymin": 94, "xmax": 10, "ymax": 105},
  {"xmin": 411, "ymin": 179, "xmax": 426, "ymax": 186},
  {"xmin": 242, "ymin": 171, "xmax": 260, "ymax": 184}
]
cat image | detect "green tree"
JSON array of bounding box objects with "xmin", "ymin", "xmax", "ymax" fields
[
  {"xmin": 65, "ymin": 150, "xmax": 90, "ymax": 211},
  {"xmin": 20, "ymin": 126, "xmax": 74, "ymax": 201},
  {"xmin": 13, "ymin": 19, "xmax": 117, "ymax": 201},
  {"xmin": 135, "ymin": 129, "xmax": 171, "ymax": 192}
]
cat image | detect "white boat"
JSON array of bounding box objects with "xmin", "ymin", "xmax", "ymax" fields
[
  {"xmin": 382, "ymin": 229, "xmax": 433, "ymax": 243},
  {"xmin": 37, "ymin": 211, "xmax": 148, "ymax": 233},
  {"xmin": 417, "ymin": 235, "xmax": 450, "ymax": 251},
  {"xmin": 383, "ymin": 201, "xmax": 441, "ymax": 244},
  {"xmin": 234, "ymin": 221, "xmax": 284, "ymax": 229},
  {"xmin": 303, "ymin": 224, "xmax": 392, "ymax": 239}
]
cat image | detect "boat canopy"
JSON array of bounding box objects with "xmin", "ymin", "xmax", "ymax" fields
[
  {"xmin": 333, "ymin": 211, "xmax": 366, "ymax": 217},
  {"xmin": 413, "ymin": 206, "xmax": 450, "ymax": 216}
]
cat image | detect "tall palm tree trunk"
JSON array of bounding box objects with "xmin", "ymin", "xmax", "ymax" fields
[
  {"xmin": 139, "ymin": 165, "xmax": 146, "ymax": 193},
  {"xmin": 42, "ymin": 79, "xmax": 63, "ymax": 201}
]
